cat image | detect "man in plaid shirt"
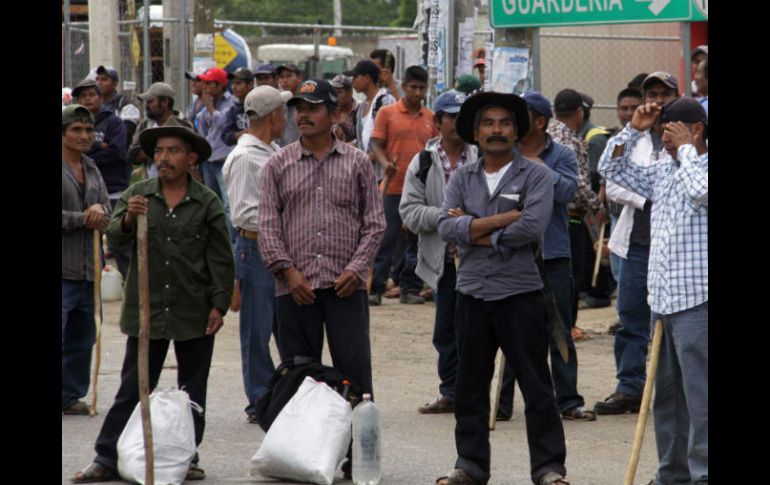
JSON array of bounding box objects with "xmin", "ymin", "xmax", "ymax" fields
[{"xmin": 599, "ymin": 96, "xmax": 708, "ymax": 485}]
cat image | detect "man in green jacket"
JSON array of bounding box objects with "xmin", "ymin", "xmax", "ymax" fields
[{"xmin": 72, "ymin": 125, "xmax": 234, "ymax": 483}]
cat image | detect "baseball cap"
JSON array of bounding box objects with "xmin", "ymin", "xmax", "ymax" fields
[
  {"xmin": 433, "ymin": 90, "xmax": 466, "ymax": 114},
  {"xmin": 255, "ymin": 63, "xmax": 277, "ymax": 75},
  {"xmin": 343, "ymin": 60, "xmax": 380, "ymax": 84},
  {"xmin": 228, "ymin": 67, "xmax": 254, "ymax": 81},
  {"xmin": 330, "ymin": 74, "xmax": 353, "ymax": 89},
  {"xmin": 138, "ymin": 82, "xmax": 176, "ymax": 101},
  {"xmin": 96, "ymin": 65, "xmax": 119, "ymax": 81},
  {"xmin": 62, "ymin": 104, "xmax": 95, "ymax": 126},
  {"xmin": 474, "ymin": 58, "xmax": 486, "ymax": 67},
  {"xmin": 71, "ymin": 78, "xmax": 100, "ymax": 99},
  {"xmin": 523, "ymin": 91, "xmax": 553, "ymax": 119},
  {"xmin": 244, "ymin": 85, "xmax": 293, "ymax": 119},
  {"xmin": 184, "ymin": 71, "xmax": 202, "ymax": 81},
  {"xmin": 642, "ymin": 72, "xmax": 679, "ymax": 93},
  {"xmin": 199, "ymin": 67, "xmax": 228, "ymax": 85},
  {"xmin": 455, "ymin": 74, "xmax": 481, "ymax": 94},
  {"xmin": 660, "ymin": 97, "xmax": 708, "ymax": 126},
  {"xmin": 553, "ymin": 88, "xmax": 587, "ymax": 114},
  {"xmin": 287, "ymin": 79, "xmax": 339, "ymax": 106},
  {"xmin": 579, "ymin": 92, "xmax": 595, "ymax": 110},
  {"xmin": 276, "ymin": 64, "xmax": 301, "ymax": 75},
  {"xmin": 691, "ymin": 45, "xmax": 708, "ymax": 60}
]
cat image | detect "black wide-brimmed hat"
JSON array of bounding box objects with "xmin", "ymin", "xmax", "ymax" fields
[
  {"xmin": 139, "ymin": 126, "xmax": 212, "ymax": 161},
  {"xmin": 455, "ymin": 91, "xmax": 530, "ymax": 145}
]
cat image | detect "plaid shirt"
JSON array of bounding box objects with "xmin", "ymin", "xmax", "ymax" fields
[
  {"xmin": 599, "ymin": 125, "xmax": 708, "ymax": 315},
  {"xmin": 547, "ymin": 119, "xmax": 603, "ymax": 214},
  {"xmin": 436, "ymin": 139, "xmax": 470, "ymax": 183}
]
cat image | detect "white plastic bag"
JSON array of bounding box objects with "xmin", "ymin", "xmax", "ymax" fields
[
  {"xmin": 250, "ymin": 376, "xmax": 352, "ymax": 485},
  {"xmin": 117, "ymin": 388, "xmax": 200, "ymax": 485}
]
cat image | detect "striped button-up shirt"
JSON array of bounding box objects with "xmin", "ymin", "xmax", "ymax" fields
[
  {"xmin": 222, "ymin": 134, "xmax": 279, "ymax": 232},
  {"xmin": 599, "ymin": 125, "xmax": 708, "ymax": 315},
  {"xmin": 258, "ymin": 137, "xmax": 386, "ymax": 296},
  {"xmin": 548, "ymin": 119, "xmax": 603, "ymax": 214},
  {"xmin": 62, "ymin": 156, "xmax": 111, "ymax": 281}
]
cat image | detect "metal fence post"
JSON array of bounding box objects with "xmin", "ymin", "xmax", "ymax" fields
[
  {"xmin": 180, "ymin": 0, "xmax": 188, "ymax": 110},
  {"xmin": 64, "ymin": 0, "xmax": 72, "ymax": 87},
  {"xmin": 313, "ymin": 23, "xmax": 321, "ymax": 79},
  {"xmin": 531, "ymin": 27, "xmax": 541, "ymax": 92},
  {"xmin": 143, "ymin": 0, "xmax": 151, "ymax": 92},
  {"xmin": 682, "ymin": 23, "xmax": 692, "ymax": 96}
]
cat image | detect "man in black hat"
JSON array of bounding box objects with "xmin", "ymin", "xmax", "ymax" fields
[
  {"xmin": 95, "ymin": 65, "xmax": 140, "ymax": 147},
  {"xmin": 222, "ymin": 67, "xmax": 255, "ymax": 146},
  {"xmin": 436, "ymin": 92, "xmax": 568, "ymax": 485},
  {"xmin": 254, "ymin": 63, "xmax": 278, "ymax": 88},
  {"xmin": 72, "ymin": 125, "xmax": 234, "ymax": 484},
  {"xmin": 276, "ymin": 64, "xmax": 304, "ymax": 146}
]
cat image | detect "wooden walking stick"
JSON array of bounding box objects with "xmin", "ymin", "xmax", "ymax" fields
[
  {"xmin": 624, "ymin": 319, "xmax": 664, "ymax": 485},
  {"xmin": 89, "ymin": 230, "xmax": 102, "ymax": 416},
  {"xmin": 591, "ymin": 221, "xmax": 606, "ymax": 288},
  {"xmin": 137, "ymin": 214, "xmax": 155, "ymax": 485},
  {"xmin": 489, "ymin": 350, "xmax": 506, "ymax": 430}
]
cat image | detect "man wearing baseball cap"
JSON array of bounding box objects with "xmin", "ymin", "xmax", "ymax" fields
[
  {"xmin": 600, "ymin": 96, "xmax": 708, "ymax": 485},
  {"xmin": 95, "ymin": 65, "xmax": 140, "ymax": 147},
  {"xmin": 690, "ymin": 45, "xmax": 708, "ymax": 99},
  {"xmin": 185, "ymin": 71, "xmax": 206, "ymax": 126},
  {"xmin": 254, "ymin": 63, "xmax": 278, "ymax": 88},
  {"xmin": 257, "ymin": 79, "xmax": 385, "ymax": 480},
  {"xmin": 62, "ymin": 104, "xmax": 111, "ymax": 416},
  {"xmin": 436, "ymin": 91, "xmax": 568, "ymax": 485},
  {"xmin": 276, "ymin": 64, "xmax": 304, "ymax": 146},
  {"xmin": 330, "ymin": 74, "xmax": 358, "ymax": 143},
  {"xmin": 222, "ymin": 85, "xmax": 291, "ymax": 424},
  {"xmin": 195, "ymin": 66, "xmax": 236, "ymax": 236},
  {"xmin": 127, "ymin": 82, "xmax": 194, "ymax": 180},
  {"xmin": 222, "ymin": 67, "xmax": 255, "ymax": 147},
  {"xmin": 72, "ymin": 124, "xmax": 234, "ymax": 483}
]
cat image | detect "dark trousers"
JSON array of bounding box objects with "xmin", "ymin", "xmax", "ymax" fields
[
  {"xmin": 93, "ymin": 335, "xmax": 215, "ymax": 471},
  {"xmin": 454, "ymin": 291, "xmax": 566, "ymax": 485},
  {"xmin": 371, "ymin": 194, "xmax": 422, "ymax": 295},
  {"xmin": 569, "ymin": 220, "xmax": 586, "ymax": 326},
  {"xmin": 434, "ymin": 261, "xmax": 459, "ymax": 400},
  {"xmin": 276, "ymin": 289, "xmax": 373, "ymax": 396},
  {"xmin": 108, "ymin": 195, "xmax": 131, "ymax": 279},
  {"xmin": 581, "ymin": 221, "xmax": 615, "ymax": 299},
  {"xmin": 62, "ymin": 279, "xmax": 96, "ymax": 408}
]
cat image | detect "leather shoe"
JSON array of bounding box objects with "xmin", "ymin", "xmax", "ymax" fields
[
  {"xmin": 63, "ymin": 401, "xmax": 90, "ymax": 415},
  {"xmin": 593, "ymin": 392, "xmax": 641, "ymax": 415},
  {"xmin": 418, "ymin": 396, "xmax": 453, "ymax": 414}
]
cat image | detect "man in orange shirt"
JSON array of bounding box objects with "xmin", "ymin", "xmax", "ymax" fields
[{"xmin": 369, "ymin": 65, "xmax": 438, "ymax": 305}]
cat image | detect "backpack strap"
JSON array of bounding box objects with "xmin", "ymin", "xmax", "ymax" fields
[
  {"xmin": 415, "ymin": 150, "xmax": 433, "ymax": 185},
  {"xmin": 585, "ymin": 126, "xmax": 609, "ymax": 143}
]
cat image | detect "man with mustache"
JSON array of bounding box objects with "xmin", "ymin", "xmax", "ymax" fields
[
  {"xmin": 62, "ymin": 104, "xmax": 111, "ymax": 416},
  {"xmin": 257, "ymin": 79, "xmax": 385, "ymax": 481},
  {"xmin": 436, "ymin": 92, "xmax": 568, "ymax": 485},
  {"xmin": 72, "ymin": 125, "xmax": 234, "ymax": 483}
]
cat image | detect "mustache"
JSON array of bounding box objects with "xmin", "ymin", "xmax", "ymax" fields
[
  {"xmin": 297, "ymin": 120, "xmax": 315, "ymax": 127},
  {"xmin": 157, "ymin": 163, "xmax": 175, "ymax": 170},
  {"xmin": 486, "ymin": 135, "xmax": 509, "ymax": 143}
]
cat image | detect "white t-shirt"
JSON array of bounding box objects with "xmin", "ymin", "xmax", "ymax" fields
[
  {"xmin": 361, "ymin": 108, "xmax": 375, "ymax": 154},
  {"xmin": 484, "ymin": 161, "xmax": 512, "ymax": 195}
]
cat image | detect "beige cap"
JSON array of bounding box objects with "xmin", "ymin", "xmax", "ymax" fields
[
  {"xmin": 138, "ymin": 82, "xmax": 176, "ymax": 101},
  {"xmin": 244, "ymin": 85, "xmax": 292, "ymax": 119}
]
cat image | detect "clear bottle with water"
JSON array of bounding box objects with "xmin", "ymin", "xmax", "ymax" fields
[{"xmin": 352, "ymin": 393, "xmax": 381, "ymax": 485}]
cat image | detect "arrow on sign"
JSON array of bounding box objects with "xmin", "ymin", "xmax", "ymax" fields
[{"xmin": 636, "ymin": 0, "xmax": 671, "ymax": 16}]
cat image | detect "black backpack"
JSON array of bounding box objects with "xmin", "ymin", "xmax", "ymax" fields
[
  {"xmin": 253, "ymin": 356, "xmax": 365, "ymax": 432},
  {"xmin": 415, "ymin": 150, "xmax": 433, "ymax": 185}
]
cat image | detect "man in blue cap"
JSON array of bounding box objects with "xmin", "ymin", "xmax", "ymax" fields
[{"xmin": 254, "ymin": 63, "xmax": 278, "ymax": 88}]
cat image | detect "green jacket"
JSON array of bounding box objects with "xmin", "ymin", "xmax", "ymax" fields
[{"xmin": 106, "ymin": 176, "xmax": 234, "ymax": 340}]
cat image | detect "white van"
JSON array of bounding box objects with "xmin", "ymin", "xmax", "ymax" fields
[{"xmin": 256, "ymin": 44, "xmax": 354, "ymax": 80}]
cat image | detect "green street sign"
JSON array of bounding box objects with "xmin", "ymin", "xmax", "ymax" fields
[{"xmin": 491, "ymin": 0, "xmax": 708, "ymax": 28}]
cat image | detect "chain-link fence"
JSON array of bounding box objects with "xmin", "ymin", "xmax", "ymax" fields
[{"xmin": 539, "ymin": 23, "xmax": 684, "ymax": 130}]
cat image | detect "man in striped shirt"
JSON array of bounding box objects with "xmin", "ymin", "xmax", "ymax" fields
[
  {"xmin": 257, "ymin": 80, "xmax": 385, "ymax": 478},
  {"xmin": 223, "ymin": 85, "xmax": 292, "ymax": 424},
  {"xmin": 599, "ymin": 97, "xmax": 708, "ymax": 485}
]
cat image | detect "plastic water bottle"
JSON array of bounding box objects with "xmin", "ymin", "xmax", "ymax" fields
[{"xmin": 352, "ymin": 393, "xmax": 381, "ymax": 485}]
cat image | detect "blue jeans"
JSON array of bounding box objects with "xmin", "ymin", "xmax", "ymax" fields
[
  {"xmin": 652, "ymin": 302, "xmax": 708, "ymax": 485},
  {"xmin": 62, "ymin": 279, "xmax": 96, "ymax": 408},
  {"xmin": 371, "ymin": 194, "xmax": 422, "ymax": 295},
  {"xmin": 235, "ymin": 235, "xmax": 278, "ymax": 416},
  {"xmin": 614, "ymin": 242, "xmax": 651, "ymax": 396},
  {"xmin": 201, "ymin": 159, "xmax": 235, "ymax": 241}
]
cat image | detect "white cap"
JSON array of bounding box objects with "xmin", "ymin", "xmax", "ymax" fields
[{"xmin": 244, "ymin": 85, "xmax": 292, "ymax": 120}]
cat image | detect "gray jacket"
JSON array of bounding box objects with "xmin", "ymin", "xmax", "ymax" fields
[{"xmin": 399, "ymin": 137, "xmax": 477, "ymax": 289}]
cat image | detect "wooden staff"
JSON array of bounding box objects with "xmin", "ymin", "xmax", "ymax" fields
[
  {"xmin": 488, "ymin": 350, "xmax": 506, "ymax": 430},
  {"xmin": 137, "ymin": 214, "xmax": 155, "ymax": 485},
  {"xmin": 89, "ymin": 230, "xmax": 103, "ymax": 416},
  {"xmin": 624, "ymin": 319, "xmax": 664, "ymax": 485},
  {"xmin": 591, "ymin": 221, "xmax": 606, "ymax": 287}
]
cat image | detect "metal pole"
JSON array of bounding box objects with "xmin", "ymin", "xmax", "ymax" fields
[
  {"xmin": 333, "ymin": 0, "xmax": 342, "ymax": 38},
  {"xmin": 143, "ymin": 0, "xmax": 151, "ymax": 92},
  {"xmin": 682, "ymin": 23, "xmax": 692, "ymax": 96},
  {"xmin": 446, "ymin": 0, "xmax": 455, "ymax": 93},
  {"xmin": 313, "ymin": 24, "xmax": 321, "ymax": 79},
  {"xmin": 64, "ymin": 0, "xmax": 72, "ymax": 87},
  {"xmin": 180, "ymin": 0, "xmax": 188, "ymax": 110},
  {"xmin": 531, "ymin": 27, "xmax": 541, "ymax": 92}
]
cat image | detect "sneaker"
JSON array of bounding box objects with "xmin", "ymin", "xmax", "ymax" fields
[
  {"xmin": 368, "ymin": 293, "xmax": 382, "ymax": 306},
  {"xmin": 593, "ymin": 392, "xmax": 642, "ymax": 415},
  {"xmin": 399, "ymin": 293, "xmax": 425, "ymax": 304}
]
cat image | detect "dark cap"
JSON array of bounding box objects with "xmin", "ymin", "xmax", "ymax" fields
[
  {"xmin": 72, "ymin": 78, "xmax": 100, "ymax": 99},
  {"xmin": 287, "ymin": 79, "xmax": 339, "ymax": 107},
  {"xmin": 255, "ymin": 63, "xmax": 277, "ymax": 75},
  {"xmin": 579, "ymin": 92, "xmax": 594, "ymax": 110},
  {"xmin": 96, "ymin": 65, "xmax": 119, "ymax": 81},
  {"xmin": 660, "ymin": 97, "xmax": 708, "ymax": 126},
  {"xmin": 62, "ymin": 104, "xmax": 95, "ymax": 126},
  {"xmin": 433, "ymin": 90, "xmax": 466, "ymax": 114},
  {"xmin": 330, "ymin": 74, "xmax": 352, "ymax": 89},
  {"xmin": 642, "ymin": 72, "xmax": 679, "ymax": 93},
  {"xmin": 553, "ymin": 88, "xmax": 588, "ymax": 114},
  {"xmin": 455, "ymin": 74, "xmax": 481, "ymax": 95},
  {"xmin": 523, "ymin": 91, "xmax": 553, "ymax": 119},
  {"xmin": 184, "ymin": 71, "xmax": 202, "ymax": 81},
  {"xmin": 228, "ymin": 67, "xmax": 254, "ymax": 81},
  {"xmin": 343, "ymin": 60, "xmax": 380, "ymax": 84},
  {"xmin": 139, "ymin": 126, "xmax": 212, "ymax": 161},
  {"xmin": 691, "ymin": 45, "xmax": 708, "ymax": 60},
  {"xmin": 276, "ymin": 64, "xmax": 301, "ymax": 75},
  {"xmin": 455, "ymin": 91, "xmax": 530, "ymax": 145}
]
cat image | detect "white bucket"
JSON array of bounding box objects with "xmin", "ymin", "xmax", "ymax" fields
[{"xmin": 101, "ymin": 265, "xmax": 124, "ymax": 302}]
